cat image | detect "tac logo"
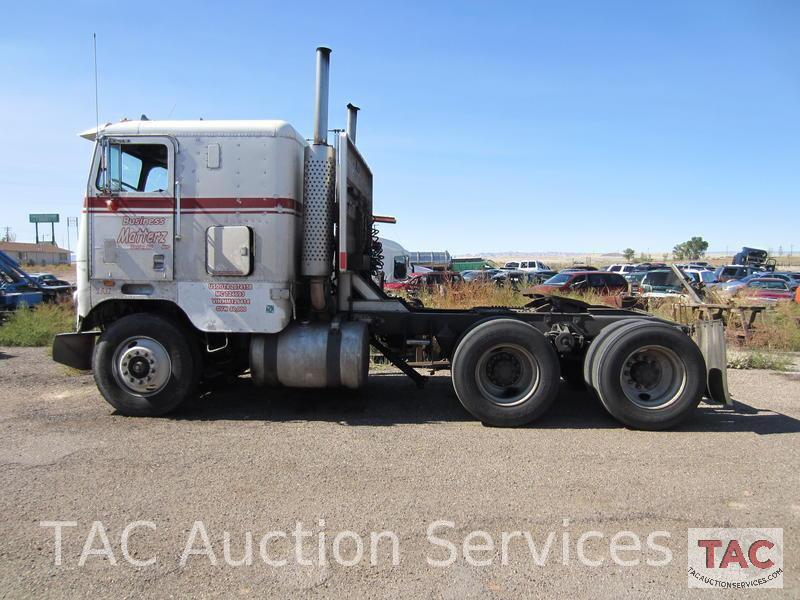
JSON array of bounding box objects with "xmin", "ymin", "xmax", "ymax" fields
[{"xmin": 687, "ymin": 528, "xmax": 783, "ymax": 589}]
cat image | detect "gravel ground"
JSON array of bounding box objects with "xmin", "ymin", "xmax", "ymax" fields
[{"xmin": 0, "ymin": 346, "xmax": 797, "ymax": 598}]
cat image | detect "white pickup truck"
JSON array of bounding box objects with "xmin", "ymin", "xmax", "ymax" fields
[
  {"xmin": 503, "ymin": 260, "xmax": 552, "ymax": 274},
  {"xmin": 605, "ymin": 264, "xmax": 637, "ymax": 275}
]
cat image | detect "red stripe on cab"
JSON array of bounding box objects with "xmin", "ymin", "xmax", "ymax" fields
[{"xmin": 84, "ymin": 196, "xmax": 301, "ymax": 212}]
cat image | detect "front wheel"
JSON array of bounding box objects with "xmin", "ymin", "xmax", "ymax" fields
[
  {"xmin": 451, "ymin": 319, "xmax": 560, "ymax": 427},
  {"xmin": 93, "ymin": 313, "xmax": 200, "ymax": 416}
]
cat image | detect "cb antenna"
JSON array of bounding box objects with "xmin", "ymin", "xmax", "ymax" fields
[{"xmin": 93, "ymin": 33, "xmax": 100, "ymax": 134}]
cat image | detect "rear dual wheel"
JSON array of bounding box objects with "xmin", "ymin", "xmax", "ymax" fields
[
  {"xmin": 583, "ymin": 320, "xmax": 706, "ymax": 430},
  {"xmin": 452, "ymin": 319, "xmax": 560, "ymax": 427}
]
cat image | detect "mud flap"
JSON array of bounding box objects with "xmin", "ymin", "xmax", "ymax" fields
[
  {"xmin": 693, "ymin": 320, "xmax": 732, "ymax": 406},
  {"xmin": 52, "ymin": 332, "xmax": 96, "ymax": 371}
]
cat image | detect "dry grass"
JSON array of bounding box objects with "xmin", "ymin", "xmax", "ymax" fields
[
  {"xmin": 727, "ymin": 350, "xmax": 792, "ymax": 371},
  {"xmin": 414, "ymin": 281, "xmax": 529, "ymax": 309},
  {"xmin": 0, "ymin": 302, "xmax": 74, "ymax": 347},
  {"xmin": 407, "ymin": 282, "xmax": 620, "ymax": 311},
  {"xmin": 748, "ymin": 301, "xmax": 800, "ymax": 352}
]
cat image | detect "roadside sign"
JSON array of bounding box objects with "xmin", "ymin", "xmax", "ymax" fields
[
  {"xmin": 29, "ymin": 214, "xmax": 60, "ymax": 244},
  {"xmin": 29, "ymin": 214, "xmax": 60, "ymax": 223}
]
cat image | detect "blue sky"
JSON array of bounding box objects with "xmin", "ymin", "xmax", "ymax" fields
[{"xmin": 1, "ymin": 0, "xmax": 798, "ymax": 255}]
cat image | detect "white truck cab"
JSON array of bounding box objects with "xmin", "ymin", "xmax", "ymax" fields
[
  {"xmin": 378, "ymin": 238, "xmax": 411, "ymax": 284},
  {"xmin": 75, "ymin": 120, "xmax": 305, "ymax": 335}
]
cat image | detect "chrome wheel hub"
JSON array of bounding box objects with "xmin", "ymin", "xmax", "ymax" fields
[
  {"xmin": 475, "ymin": 344, "xmax": 540, "ymax": 407},
  {"xmin": 620, "ymin": 345, "xmax": 686, "ymax": 409},
  {"xmin": 113, "ymin": 337, "xmax": 171, "ymax": 395}
]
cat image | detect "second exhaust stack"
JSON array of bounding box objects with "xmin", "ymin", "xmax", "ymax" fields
[{"xmin": 346, "ymin": 103, "xmax": 359, "ymax": 143}]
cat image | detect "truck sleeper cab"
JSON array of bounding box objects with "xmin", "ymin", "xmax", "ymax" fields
[{"xmin": 53, "ymin": 47, "xmax": 730, "ymax": 430}]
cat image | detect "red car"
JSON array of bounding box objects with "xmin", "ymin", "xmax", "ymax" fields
[
  {"xmin": 737, "ymin": 278, "xmax": 795, "ymax": 302},
  {"xmin": 527, "ymin": 271, "xmax": 630, "ymax": 297},
  {"xmin": 384, "ymin": 271, "xmax": 463, "ymax": 294}
]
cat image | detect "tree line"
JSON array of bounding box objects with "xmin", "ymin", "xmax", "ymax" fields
[{"xmin": 622, "ymin": 237, "xmax": 709, "ymax": 263}]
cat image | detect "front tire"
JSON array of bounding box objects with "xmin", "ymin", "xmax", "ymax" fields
[
  {"xmin": 93, "ymin": 313, "xmax": 200, "ymax": 416},
  {"xmin": 452, "ymin": 319, "xmax": 560, "ymax": 427}
]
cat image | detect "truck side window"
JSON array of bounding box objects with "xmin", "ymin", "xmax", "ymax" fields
[{"xmin": 97, "ymin": 143, "xmax": 168, "ymax": 192}]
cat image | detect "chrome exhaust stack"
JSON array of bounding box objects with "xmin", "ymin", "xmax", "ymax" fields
[
  {"xmin": 302, "ymin": 47, "xmax": 336, "ymax": 309},
  {"xmin": 313, "ymin": 47, "xmax": 331, "ymax": 145}
]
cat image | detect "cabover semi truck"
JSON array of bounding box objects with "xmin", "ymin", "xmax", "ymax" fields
[{"xmin": 53, "ymin": 48, "xmax": 731, "ymax": 429}]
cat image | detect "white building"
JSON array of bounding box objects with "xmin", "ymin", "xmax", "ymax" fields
[{"xmin": 0, "ymin": 242, "xmax": 71, "ymax": 265}]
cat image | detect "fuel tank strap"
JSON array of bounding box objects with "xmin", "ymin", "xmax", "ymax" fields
[{"xmin": 326, "ymin": 327, "xmax": 341, "ymax": 387}]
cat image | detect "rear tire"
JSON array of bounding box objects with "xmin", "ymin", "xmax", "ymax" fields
[
  {"xmin": 589, "ymin": 322, "xmax": 705, "ymax": 430},
  {"xmin": 583, "ymin": 318, "xmax": 648, "ymax": 390},
  {"xmin": 452, "ymin": 319, "xmax": 560, "ymax": 427},
  {"xmin": 93, "ymin": 313, "xmax": 200, "ymax": 416}
]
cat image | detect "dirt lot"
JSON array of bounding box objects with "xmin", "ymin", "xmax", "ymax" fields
[{"xmin": 0, "ymin": 347, "xmax": 797, "ymax": 598}]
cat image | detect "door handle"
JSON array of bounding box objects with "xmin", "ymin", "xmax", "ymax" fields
[{"xmin": 175, "ymin": 180, "xmax": 182, "ymax": 240}]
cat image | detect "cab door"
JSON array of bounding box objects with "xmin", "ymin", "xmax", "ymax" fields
[{"xmin": 88, "ymin": 137, "xmax": 176, "ymax": 281}]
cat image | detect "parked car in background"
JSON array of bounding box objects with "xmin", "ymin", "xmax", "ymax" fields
[
  {"xmin": 624, "ymin": 271, "xmax": 648, "ymax": 293},
  {"xmin": 527, "ymin": 271, "xmax": 629, "ymax": 297},
  {"xmin": 0, "ymin": 265, "xmax": 45, "ymax": 309},
  {"xmin": 689, "ymin": 261, "xmax": 713, "ymax": 269},
  {"xmin": 632, "ymin": 262, "xmax": 668, "ymax": 272},
  {"xmin": 492, "ymin": 269, "xmax": 524, "ymax": 287},
  {"xmin": 765, "ymin": 272, "xmax": 800, "ymax": 289},
  {"xmin": 712, "ymin": 271, "xmax": 799, "ymax": 295},
  {"xmin": 682, "ymin": 269, "xmax": 717, "ymax": 285},
  {"xmin": 724, "ymin": 272, "xmax": 799, "ymax": 292},
  {"xmin": 517, "ymin": 260, "xmax": 553, "ymax": 274},
  {"xmin": 736, "ymin": 278, "xmax": 795, "ymax": 302},
  {"xmin": 712, "ymin": 273, "xmax": 762, "ymax": 294},
  {"xmin": 28, "ymin": 273, "xmax": 73, "ymax": 288},
  {"xmin": 384, "ymin": 271, "xmax": 463, "ymax": 294},
  {"xmin": 560, "ymin": 265, "xmax": 598, "ymax": 273},
  {"xmin": 0, "ymin": 251, "xmax": 72, "ymax": 305},
  {"xmin": 462, "ymin": 269, "xmax": 501, "ymax": 283},
  {"xmin": 501, "ymin": 260, "xmax": 553, "ymax": 273},
  {"xmin": 493, "ymin": 269, "xmax": 558, "ymax": 288},
  {"xmin": 674, "ymin": 262, "xmax": 713, "ymax": 271},
  {"xmin": 714, "ymin": 265, "xmax": 763, "ymax": 283},
  {"xmin": 639, "ymin": 269, "xmax": 684, "ymax": 296},
  {"xmin": 606, "ymin": 264, "xmax": 637, "ymax": 274},
  {"xmin": 528, "ymin": 270, "xmax": 558, "ymax": 284}
]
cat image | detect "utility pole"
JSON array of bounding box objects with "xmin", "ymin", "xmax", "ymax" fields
[{"xmin": 66, "ymin": 217, "xmax": 78, "ymax": 252}]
